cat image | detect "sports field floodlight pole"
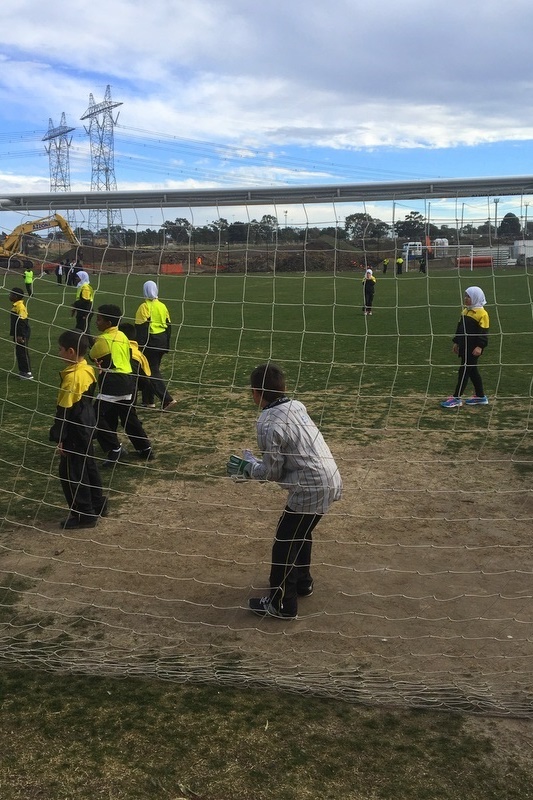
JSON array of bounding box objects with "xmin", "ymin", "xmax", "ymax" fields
[{"xmin": 494, "ymin": 197, "xmax": 500, "ymax": 241}]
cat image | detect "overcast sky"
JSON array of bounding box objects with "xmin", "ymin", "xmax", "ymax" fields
[{"xmin": 1, "ymin": 0, "xmax": 533, "ymax": 227}]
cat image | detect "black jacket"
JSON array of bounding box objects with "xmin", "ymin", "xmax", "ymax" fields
[{"xmin": 452, "ymin": 311, "xmax": 489, "ymax": 357}]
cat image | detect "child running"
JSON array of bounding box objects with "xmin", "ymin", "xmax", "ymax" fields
[{"xmin": 441, "ymin": 286, "xmax": 489, "ymax": 408}]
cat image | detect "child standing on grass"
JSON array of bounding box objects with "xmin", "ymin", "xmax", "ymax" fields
[
  {"xmin": 90, "ymin": 305, "xmax": 154, "ymax": 465},
  {"xmin": 134, "ymin": 281, "xmax": 176, "ymax": 411},
  {"xmin": 49, "ymin": 330, "xmax": 107, "ymax": 529},
  {"xmin": 9, "ymin": 287, "xmax": 33, "ymax": 380},
  {"xmin": 118, "ymin": 321, "xmax": 153, "ymax": 408},
  {"xmin": 362, "ymin": 268, "xmax": 376, "ymax": 315},
  {"xmin": 441, "ymin": 286, "xmax": 490, "ymax": 409},
  {"xmin": 71, "ymin": 271, "xmax": 94, "ymax": 334},
  {"xmin": 23, "ymin": 267, "xmax": 34, "ymax": 297},
  {"xmin": 226, "ymin": 362, "xmax": 342, "ymax": 620}
]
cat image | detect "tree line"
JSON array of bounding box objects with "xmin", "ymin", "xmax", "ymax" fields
[{"xmin": 15, "ymin": 209, "xmax": 531, "ymax": 249}]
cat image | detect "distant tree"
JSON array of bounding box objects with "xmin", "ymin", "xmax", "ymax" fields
[
  {"xmin": 477, "ymin": 220, "xmax": 496, "ymax": 236},
  {"xmin": 345, "ymin": 213, "xmax": 390, "ymax": 240},
  {"xmin": 498, "ymin": 212, "xmax": 521, "ymax": 240},
  {"xmin": 162, "ymin": 218, "xmax": 192, "ymax": 244},
  {"xmin": 258, "ymin": 215, "xmax": 278, "ymax": 241},
  {"xmin": 102, "ymin": 225, "xmax": 128, "ymax": 246},
  {"xmin": 373, "ymin": 220, "xmax": 393, "ymax": 239},
  {"xmin": 192, "ymin": 225, "xmax": 218, "ymax": 244},
  {"xmin": 278, "ymin": 226, "xmax": 299, "ymax": 243},
  {"xmin": 320, "ymin": 226, "xmax": 348, "ymax": 239},
  {"xmin": 139, "ymin": 228, "xmax": 163, "ymax": 246},
  {"xmin": 228, "ymin": 222, "xmax": 248, "ymax": 243},
  {"xmin": 438, "ymin": 225, "xmax": 457, "ymax": 243},
  {"xmin": 394, "ymin": 211, "xmax": 426, "ymax": 240},
  {"xmin": 297, "ymin": 227, "xmax": 321, "ymax": 242},
  {"xmin": 211, "ymin": 218, "xmax": 229, "ymax": 237}
]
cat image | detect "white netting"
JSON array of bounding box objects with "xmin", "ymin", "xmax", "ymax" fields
[{"xmin": 0, "ymin": 186, "xmax": 532, "ymax": 716}]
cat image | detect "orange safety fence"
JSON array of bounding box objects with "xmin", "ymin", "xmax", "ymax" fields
[{"xmin": 161, "ymin": 263, "xmax": 184, "ymax": 275}]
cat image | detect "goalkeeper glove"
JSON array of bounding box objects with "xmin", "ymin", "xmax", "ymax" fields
[
  {"xmin": 227, "ymin": 454, "xmax": 253, "ymax": 479},
  {"xmin": 243, "ymin": 449, "xmax": 261, "ymax": 466}
]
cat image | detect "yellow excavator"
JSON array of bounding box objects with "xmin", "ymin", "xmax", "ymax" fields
[{"xmin": 0, "ymin": 213, "xmax": 81, "ymax": 270}]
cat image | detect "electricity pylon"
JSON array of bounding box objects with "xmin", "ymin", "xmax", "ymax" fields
[
  {"xmin": 42, "ymin": 113, "xmax": 76, "ymax": 226},
  {"xmin": 81, "ymin": 85, "xmax": 123, "ymax": 239}
]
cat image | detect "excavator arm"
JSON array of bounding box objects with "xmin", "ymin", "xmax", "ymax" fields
[
  {"xmin": 0, "ymin": 213, "xmax": 81, "ymax": 270},
  {"xmin": 1, "ymin": 213, "xmax": 81, "ymax": 255}
]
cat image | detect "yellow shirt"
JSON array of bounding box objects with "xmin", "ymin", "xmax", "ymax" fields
[
  {"xmin": 12, "ymin": 299, "xmax": 28, "ymax": 320},
  {"xmin": 129, "ymin": 339, "xmax": 151, "ymax": 376},
  {"xmin": 76, "ymin": 284, "xmax": 94, "ymax": 303},
  {"xmin": 89, "ymin": 326, "xmax": 132, "ymax": 374},
  {"xmin": 135, "ymin": 298, "xmax": 170, "ymax": 334},
  {"xmin": 57, "ymin": 359, "xmax": 97, "ymax": 409}
]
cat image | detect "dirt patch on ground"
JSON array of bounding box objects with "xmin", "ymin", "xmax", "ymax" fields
[{"xmin": 1, "ymin": 400, "xmax": 533, "ymax": 716}]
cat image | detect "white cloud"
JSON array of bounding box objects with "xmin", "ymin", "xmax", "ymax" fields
[{"xmin": 2, "ymin": 0, "xmax": 533, "ymax": 194}]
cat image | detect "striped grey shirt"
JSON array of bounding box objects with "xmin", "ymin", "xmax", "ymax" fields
[{"xmin": 248, "ymin": 398, "xmax": 342, "ymax": 514}]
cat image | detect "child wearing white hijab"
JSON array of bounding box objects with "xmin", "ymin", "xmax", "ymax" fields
[
  {"xmin": 441, "ymin": 286, "xmax": 489, "ymax": 408},
  {"xmin": 362, "ymin": 268, "xmax": 376, "ymax": 315},
  {"xmin": 134, "ymin": 281, "xmax": 176, "ymax": 410},
  {"xmin": 71, "ymin": 270, "xmax": 94, "ymax": 334}
]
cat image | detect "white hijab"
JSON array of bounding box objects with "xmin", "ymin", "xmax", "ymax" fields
[
  {"xmin": 76, "ymin": 271, "xmax": 90, "ymax": 286},
  {"xmin": 465, "ymin": 286, "xmax": 487, "ymax": 309},
  {"xmin": 143, "ymin": 280, "xmax": 158, "ymax": 300},
  {"xmin": 365, "ymin": 268, "xmax": 373, "ymax": 277}
]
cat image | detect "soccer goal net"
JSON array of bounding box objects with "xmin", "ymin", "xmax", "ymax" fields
[{"xmin": 0, "ymin": 183, "xmax": 532, "ymax": 717}]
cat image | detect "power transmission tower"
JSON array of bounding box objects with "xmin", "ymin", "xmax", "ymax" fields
[
  {"xmin": 81, "ymin": 85, "xmax": 123, "ymax": 238},
  {"xmin": 42, "ymin": 113, "xmax": 76, "ymax": 226}
]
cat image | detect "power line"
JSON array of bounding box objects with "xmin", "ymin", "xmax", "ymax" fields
[{"xmin": 0, "ymin": 125, "xmax": 432, "ymax": 184}]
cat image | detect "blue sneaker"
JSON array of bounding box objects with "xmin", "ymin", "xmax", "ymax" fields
[
  {"xmin": 464, "ymin": 396, "xmax": 489, "ymax": 405},
  {"xmin": 441, "ymin": 396, "xmax": 463, "ymax": 408}
]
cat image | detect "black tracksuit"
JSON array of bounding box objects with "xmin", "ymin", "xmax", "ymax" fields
[{"xmin": 452, "ymin": 309, "xmax": 489, "ymax": 398}]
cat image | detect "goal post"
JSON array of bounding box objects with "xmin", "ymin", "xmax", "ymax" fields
[
  {"xmin": 1, "ymin": 182, "xmax": 532, "ymax": 716},
  {"xmin": 403, "ymin": 242, "xmax": 475, "ymax": 272}
]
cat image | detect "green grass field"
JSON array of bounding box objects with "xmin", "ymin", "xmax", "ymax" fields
[
  {"xmin": 1, "ymin": 266, "xmax": 532, "ymax": 522},
  {"xmin": 4, "ymin": 265, "xmax": 533, "ymax": 394},
  {"xmin": 1, "ymin": 266, "xmax": 533, "ymax": 799}
]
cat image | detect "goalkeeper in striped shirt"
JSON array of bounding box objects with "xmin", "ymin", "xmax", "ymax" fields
[{"xmin": 227, "ymin": 362, "xmax": 342, "ymax": 619}]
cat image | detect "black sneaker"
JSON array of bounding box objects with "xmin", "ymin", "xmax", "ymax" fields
[
  {"xmin": 137, "ymin": 447, "xmax": 155, "ymax": 461},
  {"xmin": 248, "ymin": 596, "xmax": 297, "ymax": 619},
  {"xmin": 297, "ymin": 581, "xmax": 314, "ymax": 597},
  {"xmin": 102, "ymin": 446, "xmax": 126, "ymax": 468},
  {"xmin": 94, "ymin": 497, "xmax": 108, "ymax": 517}
]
